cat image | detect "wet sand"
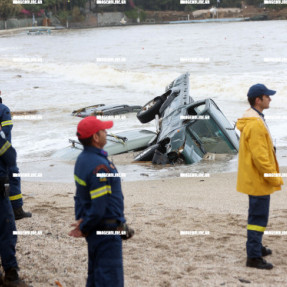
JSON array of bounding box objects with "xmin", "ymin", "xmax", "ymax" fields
[{"xmin": 15, "ymin": 167, "xmax": 287, "ymax": 287}]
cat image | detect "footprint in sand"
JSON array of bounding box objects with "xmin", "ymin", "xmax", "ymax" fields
[
  {"xmin": 185, "ymin": 266, "xmax": 197, "ymax": 273},
  {"xmin": 155, "ymin": 244, "xmax": 170, "ymax": 250},
  {"xmin": 25, "ymin": 196, "xmax": 36, "ymax": 200},
  {"xmin": 159, "ymin": 280, "xmax": 171, "ymax": 287}
]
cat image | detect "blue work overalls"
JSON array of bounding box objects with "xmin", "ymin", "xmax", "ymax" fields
[
  {"xmin": 0, "ymin": 133, "xmax": 18, "ymax": 271},
  {"xmin": 0, "ymin": 104, "xmax": 22, "ymax": 209},
  {"xmin": 247, "ymin": 195, "xmax": 270, "ymax": 258},
  {"xmin": 74, "ymin": 146, "xmax": 125, "ymax": 287}
]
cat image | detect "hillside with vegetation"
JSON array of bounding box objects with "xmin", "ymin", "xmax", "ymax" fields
[{"xmin": 0, "ymin": 0, "xmax": 287, "ymax": 28}]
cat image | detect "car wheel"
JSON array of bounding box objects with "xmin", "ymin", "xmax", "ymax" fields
[{"xmin": 137, "ymin": 97, "xmax": 163, "ymax": 123}]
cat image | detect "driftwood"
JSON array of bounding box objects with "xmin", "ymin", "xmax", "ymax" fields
[{"xmin": 11, "ymin": 110, "xmax": 38, "ymax": 116}]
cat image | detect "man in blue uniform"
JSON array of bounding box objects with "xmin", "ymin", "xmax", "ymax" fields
[
  {"xmin": 0, "ymin": 127, "xmax": 29, "ymax": 287},
  {"xmin": 69, "ymin": 116, "xmax": 133, "ymax": 287},
  {"xmin": 0, "ymin": 93, "xmax": 31, "ymax": 220}
]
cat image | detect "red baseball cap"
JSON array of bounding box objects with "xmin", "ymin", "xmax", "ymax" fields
[{"xmin": 77, "ymin": 116, "xmax": 113, "ymax": 139}]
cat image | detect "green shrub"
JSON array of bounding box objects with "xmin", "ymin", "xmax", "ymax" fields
[
  {"xmin": 71, "ymin": 6, "xmax": 84, "ymax": 22},
  {"xmin": 125, "ymin": 9, "xmax": 146, "ymax": 22},
  {"xmin": 57, "ymin": 10, "xmax": 70, "ymax": 24}
]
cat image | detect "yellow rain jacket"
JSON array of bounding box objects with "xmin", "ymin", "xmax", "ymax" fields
[{"xmin": 236, "ymin": 108, "xmax": 283, "ymax": 196}]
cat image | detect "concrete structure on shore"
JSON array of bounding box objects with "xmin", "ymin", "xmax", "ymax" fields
[
  {"xmin": 0, "ymin": 16, "xmax": 62, "ymax": 30},
  {"xmin": 0, "ymin": 12, "xmax": 125, "ymax": 30},
  {"xmin": 0, "ymin": 18, "xmax": 35, "ymax": 30}
]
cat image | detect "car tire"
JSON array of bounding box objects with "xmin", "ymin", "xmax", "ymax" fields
[
  {"xmin": 134, "ymin": 144, "xmax": 159, "ymax": 161},
  {"xmin": 137, "ymin": 97, "xmax": 163, "ymax": 123}
]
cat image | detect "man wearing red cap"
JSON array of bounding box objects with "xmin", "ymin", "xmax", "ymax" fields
[{"xmin": 69, "ymin": 116, "xmax": 133, "ymax": 287}]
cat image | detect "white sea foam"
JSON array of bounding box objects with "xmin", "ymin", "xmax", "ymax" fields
[{"xmin": 0, "ymin": 21, "xmax": 286, "ymax": 163}]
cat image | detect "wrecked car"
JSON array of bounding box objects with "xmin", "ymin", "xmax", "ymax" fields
[
  {"xmin": 56, "ymin": 73, "xmax": 239, "ymax": 164},
  {"xmin": 72, "ymin": 104, "xmax": 142, "ymax": 118},
  {"xmin": 134, "ymin": 73, "xmax": 239, "ymax": 164},
  {"xmin": 53, "ymin": 129, "xmax": 157, "ymax": 161}
]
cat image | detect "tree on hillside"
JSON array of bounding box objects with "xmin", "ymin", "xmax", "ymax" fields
[
  {"xmin": 21, "ymin": 4, "xmax": 42, "ymax": 14},
  {"xmin": 43, "ymin": 0, "xmax": 58, "ymax": 12},
  {"xmin": 22, "ymin": 0, "xmax": 86, "ymax": 14},
  {"xmin": 245, "ymin": 0, "xmax": 263, "ymax": 5},
  {"xmin": 134, "ymin": 0, "xmax": 243, "ymax": 10},
  {"xmin": 0, "ymin": 0, "xmax": 21, "ymax": 29}
]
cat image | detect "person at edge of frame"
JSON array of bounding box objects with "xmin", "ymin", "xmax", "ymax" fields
[
  {"xmin": 0, "ymin": 127, "xmax": 29, "ymax": 287},
  {"xmin": 69, "ymin": 116, "xmax": 134, "ymax": 287},
  {"xmin": 0, "ymin": 91, "xmax": 31, "ymax": 221},
  {"xmin": 236, "ymin": 83, "xmax": 283, "ymax": 270}
]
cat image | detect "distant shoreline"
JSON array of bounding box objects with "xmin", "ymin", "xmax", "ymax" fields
[
  {"xmin": 0, "ymin": 17, "xmax": 284, "ymax": 36},
  {"xmin": 1, "ymin": 4, "xmax": 287, "ymax": 34}
]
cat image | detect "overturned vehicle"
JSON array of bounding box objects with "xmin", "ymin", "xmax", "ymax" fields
[
  {"xmin": 72, "ymin": 104, "xmax": 142, "ymax": 118},
  {"xmin": 54, "ymin": 129, "xmax": 157, "ymax": 161},
  {"xmin": 55, "ymin": 73, "xmax": 239, "ymax": 164},
  {"xmin": 134, "ymin": 73, "xmax": 239, "ymax": 164}
]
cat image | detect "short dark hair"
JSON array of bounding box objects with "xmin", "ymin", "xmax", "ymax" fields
[
  {"xmin": 248, "ymin": 95, "xmax": 263, "ymax": 107},
  {"xmin": 78, "ymin": 135, "xmax": 93, "ymax": 146}
]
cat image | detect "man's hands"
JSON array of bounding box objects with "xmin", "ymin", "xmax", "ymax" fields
[
  {"xmin": 68, "ymin": 219, "xmax": 134, "ymax": 240},
  {"xmin": 69, "ymin": 219, "xmax": 85, "ymax": 238},
  {"xmin": 117, "ymin": 223, "xmax": 135, "ymax": 240}
]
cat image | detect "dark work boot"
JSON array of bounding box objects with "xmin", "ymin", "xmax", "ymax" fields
[
  {"xmin": 262, "ymin": 246, "xmax": 272, "ymax": 257},
  {"xmin": 4, "ymin": 268, "xmax": 28, "ymax": 287},
  {"xmin": 246, "ymin": 257, "xmax": 273, "ymax": 270},
  {"xmin": 13, "ymin": 207, "xmax": 32, "ymax": 221}
]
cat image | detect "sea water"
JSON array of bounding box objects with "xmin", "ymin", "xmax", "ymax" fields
[{"xmin": 0, "ymin": 20, "xmax": 286, "ymax": 181}]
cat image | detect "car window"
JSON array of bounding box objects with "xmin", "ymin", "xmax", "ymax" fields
[
  {"xmin": 187, "ymin": 102, "xmax": 206, "ymax": 115},
  {"xmin": 194, "ymin": 104, "xmax": 206, "ymax": 114},
  {"xmin": 209, "ymin": 101, "xmax": 239, "ymax": 149},
  {"xmin": 188, "ymin": 117, "xmax": 237, "ymax": 154}
]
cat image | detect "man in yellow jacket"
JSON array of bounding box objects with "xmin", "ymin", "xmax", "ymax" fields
[{"xmin": 237, "ymin": 83, "xmax": 283, "ymax": 270}]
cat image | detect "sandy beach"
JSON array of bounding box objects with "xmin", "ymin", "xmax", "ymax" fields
[
  {"xmin": 2, "ymin": 9, "xmax": 287, "ymax": 287},
  {"xmin": 14, "ymin": 166, "xmax": 287, "ymax": 287}
]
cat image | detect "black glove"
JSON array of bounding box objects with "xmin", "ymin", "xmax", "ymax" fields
[
  {"xmin": 0, "ymin": 177, "xmax": 9, "ymax": 198},
  {"xmin": 117, "ymin": 223, "xmax": 134, "ymax": 240}
]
